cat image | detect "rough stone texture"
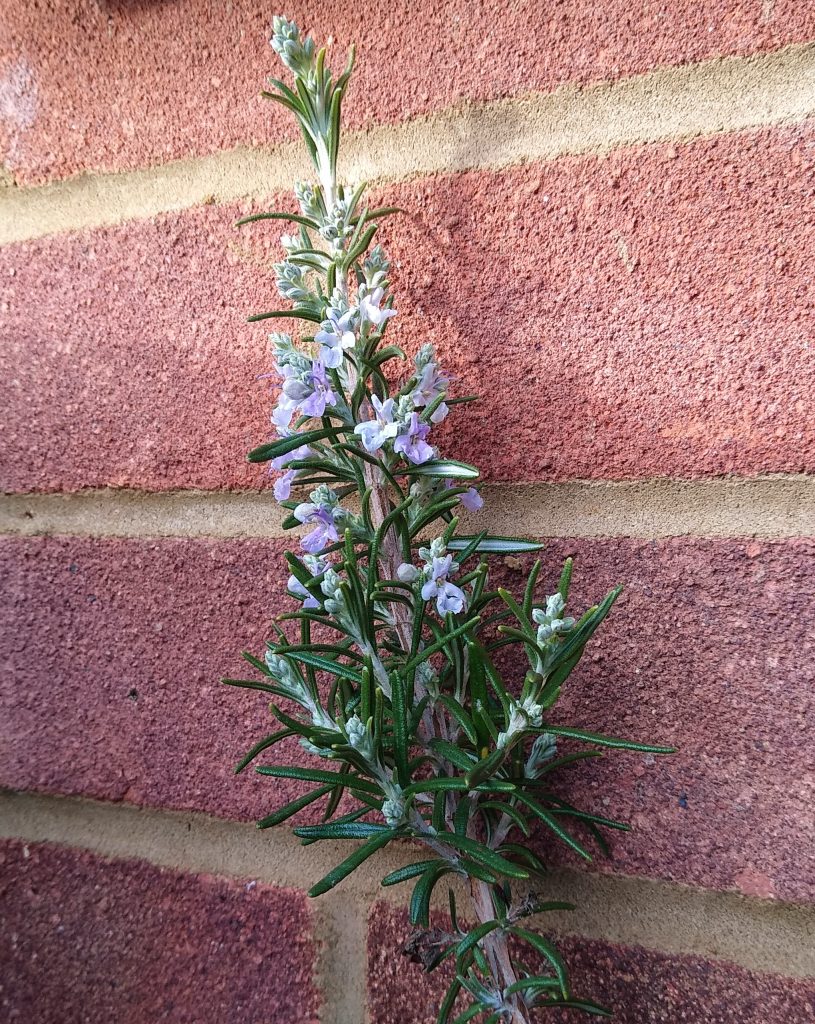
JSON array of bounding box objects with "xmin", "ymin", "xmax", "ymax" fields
[
  {"xmin": 2, "ymin": 124, "xmax": 814, "ymax": 492},
  {"xmin": 1, "ymin": 535, "xmax": 814, "ymax": 905},
  {"xmin": 500, "ymin": 538, "xmax": 815, "ymax": 906},
  {"xmin": 0, "ymin": 535, "xmax": 306, "ymax": 823},
  {"xmin": 2, "ymin": 2, "xmax": 814, "ymax": 184},
  {"xmin": 0, "ymin": 838, "xmax": 319, "ymax": 1023},
  {"xmin": 367, "ymin": 902, "xmax": 815, "ymax": 1024}
]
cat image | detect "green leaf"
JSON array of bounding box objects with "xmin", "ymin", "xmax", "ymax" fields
[
  {"xmin": 548, "ymin": 586, "xmax": 622, "ymax": 670},
  {"xmin": 542, "ymin": 726, "xmax": 675, "ymax": 754},
  {"xmin": 281, "ymin": 648, "xmax": 364, "ymax": 683},
  {"xmin": 437, "ymin": 978, "xmax": 463, "ymax": 1024},
  {"xmin": 256, "ymin": 785, "xmax": 333, "ymax": 830},
  {"xmin": 247, "ymin": 426, "xmax": 348, "ymax": 464},
  {"xmin": 410, "ymin": 862, "xmax": 453, "ymax": 927},
  {"xmin": 558, "ymin": 557, "xmax": 573, "ymax": 601},
  {"xmin": 447, "ymin": 536, "xmax": 544, "ymax": 554},
  {"xmin": 497, "ymin": 588, "xmax": 535, "ymax": 636},
  {"xmin": 404, "ymin": 616, "xmax": 481, "ymax": 675},
  {"xmin": 354, "ymin": 204, "xmax": 403, "ymax": 223},
  {"xmin": 221, "ymin": 677, "xmax": 277, "ymax": 694},
  {"xmin": 512, "ymin": 791, "xmax": 593, "ymax": 861},
  {"xmin": 241, "ymin": 650, "xmax": 271, "ymax": 676},
  {"xmin": 464, "ymin": 748, "xmax": 507, "ymax": 790},
  {"xmin": 381, "ymin": 860, "xmax": 441, "ymax": 887},
  {"xmin": 455, "ymin": 920, "xmax": 502, "ymax": 968},
  {"xmin": 465, "ymin": 641, "xmax": 491, "ymax": 751},
  {"xmin": 403, "ymin": 459, "xmax": 479, "ymax": 479},
  {"xmin": 293, "ymin": 822, "xmax": 392, "ymax": 840},
  {"xmin": 255, "ymin": 765, "xmax": 381, "ymax": 795},
  {"xmin": 508, "ymin": 926, "xmax": 570, "ymax": 999},
  {"xmin": 429, "ymin": 738, "xmax": 478, "ymax": 772},
  {"xmin": 247, "ymin": 307, "xmax": 323, "ymax": 324},
  {"xmin": 479, "ymin": 800, "xmax": 530, "ymax": 838},
  {"xmin": 390, "ymin": 672, "xmax": 410, "ymax": 787},
  {"xmin": 502, "ymin": 977, "xmax": 561, "ymax": 997},
  {"xmin": 434, "ymin": 832, "xmax": 529, "ymax": 879},
  {"xmin": 403, "ymin": 777, "xmax": 468, "ymax": 797},
  {"xmin": 235, "ymin": 210, "xmax": 318, "ymax": 229},
  {"xmin": 534, "ymin": 998, "xmax": 611, "ymax": 1017},
  {"xmin": 234, "ymin": 728, "xmax": 294, "ymax": 774},
  {"xmin": 308, "ymin": 829, "xmax": 396, "ymax": 896},
  {"xmin": 437, "ymin": 694, "xmax": 479, "ymax": 746},
  {"xmin": 403, "ymin": 777, "xmax": 514, "ymax": 798}
]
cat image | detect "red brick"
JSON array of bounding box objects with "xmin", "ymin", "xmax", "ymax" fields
[
  {"xmin": 367, "ymin": 902, "xmax": 815, "ymax": 1024},
  {"xmin": 0, "ymin": 535, "xmax": 305, "ymax": 822},
  {"xmin": 504, "ymin": 539, "xmax": 815, "ymax": 906},
  {"xmin": 2, "ymin": 2, "xmax": 813, "ymax": 184},
  {"xmin": 0, "ymin": 838, "xmax": 319, "ymax": 1024},
  {"xmin": 2, "ymin": 124, "xmax": 814, "ymax": 491},
  {"xmin": 378, "ymin": 123, "xmax": 815, "ymax": 483},
  {"xmin": 1, "ymin": 536, "xmax": 814, "ymax": 905}
]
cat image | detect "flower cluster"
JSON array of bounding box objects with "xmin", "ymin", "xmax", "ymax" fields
[
  {"xmin": 294, "ymin": 485, "xmax": 350, "ymax": 554},
  {"xmin": 418, "ymin": 539, "xmax": 467, "ymax": 616},
  {"xmin": 262, "ymin": 207, "xmax": 482, "ymax": 549},
  {"xmin": 228, "ymin": 21, "xmax": 672, "ymax": 1024}
]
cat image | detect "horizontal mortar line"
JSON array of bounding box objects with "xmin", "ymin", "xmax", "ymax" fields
[
  {"xmin": 1, "ymin": 790, "xmax": 813, "ymax": 981},
  {"xmin": 1, "ymin": 476, "xmax": 814, "ymax": 541},
  {"xmin": 2, "ymin": 43, "xmax": 815, "ymax": 246}
]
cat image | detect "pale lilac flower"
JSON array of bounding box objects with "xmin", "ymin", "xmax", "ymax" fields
[
  {"xmin": 354, "ymin": 395, "xmax": 399, "ymax": 453},
  {"xmin": 274, "ymin": 469, "xmax": 297, "ymax": 501},
  {"xmin": 294, "ymin": 491, "xmax": 344, "ymax": 554},
  {"xmin": 359, "ymin": 287, "xmax": 397, "ymax": 328},
  {"xmin": 460, "ymin": 487, "xmax": 484, "ymax": 512},
  {"xmin": 411, "ymin": 360, "xmax": 450, "ymax": 422},
  {"xmin": 287, "ymin": 555, "xmax": 329, "ymax": 609},
  {"xmin": 271, "ymin": 394, "xmax": 297, "ymax": 431},
  {"xmin": 315, "ymin": 308, "xmax": 357, "ymax": 368},
  {"xmin": 429, "ymin": 402, "xmax": 450, "ymax": 424},
  {"xmin": 421, "ymin": 554, "xmax": 466, "ymax": 616},
  {"xmin": 271, "ymin": 443, "xmax": 313, "ymax": 501},
  {"xmin": 294, "ymin": 505, "xmax": 339, "ymax": 553},
  {"xmin": 298, "ymin": 359, "xmax": 338, "ymax": 418},
  {"xmin": 394, "ymin": 413, "xmax": 433, "ymax": 465},
  {"xmin": 288, "ymin": 575, "xmax": 320, "ymax": 608}
]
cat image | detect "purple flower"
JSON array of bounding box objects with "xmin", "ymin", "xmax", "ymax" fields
[
  {"xmin": 271, "ymin": 443, "xmax": 313, "ymax": 501},
  {"xmin": 271, "ymin": 394, "xmax": 297, "ymax": 431},
  {"xmin": 394, "ymin": 413, "xmax": 434, "ymax": 465},
  {"xmin": 460, "ymin": 487, "xmax": 483, "ymax": 512},
  {"xmin": 359, "ymin": 287, "xmax": 397, "ymax": 328},
  {"xmin": 274, "ymin": 469, "xmax": 297, "ymax": 501},
  {"xmin": 354, "ymin": 395, "xmax": 399, "ymax": 453},
  {"xmin": 298, "ymin": 359, "xmax": 338, "ymax": 418},
  {"xmin": 315, "ymin": 308, "xmax": 357, "ymax": 368},
  {"xmin": 288, "ymin": 576, "xmax": 320, "ymax": 608},
  {"xmin": 294, "ymin": 494, "xmax": 344, "ymax": 554},
  {"xmin": 287, "ymin": 555, "xmax": 329, "ymax": 609},
  {"xmin": 421, "ymin": 555, "xmax": 466, "ymax": 616},
  {"xmin": 411, "ymin": 360, "xmax": 450, "ymax": 422}
]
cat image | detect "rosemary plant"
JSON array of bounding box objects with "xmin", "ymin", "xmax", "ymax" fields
[{"xmin": 227, "ymin": 18, "xmax": 672, "ymax": 1022}]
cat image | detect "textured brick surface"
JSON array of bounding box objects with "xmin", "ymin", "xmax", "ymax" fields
[
  {"xmin": 2, "ymin": 124, "xmax": 814, "ymax": 492},
  {"xmin": 0, "ymin": 838, "xmax": 318, "ymax": 1024},
  {"xmin": 2, "ymin": 2, "xmax": 813, "ymax": 184},
  {"xmin": 1, "ymin": 535, "xmax": 813, "ymax": 904},
  {"xmin": 367, "ymin": 903, "xmax": 815, "ymax": 1024},
  {"xmin": 0, "ymin": 535, "xmax": 301, "ymax": 822}
]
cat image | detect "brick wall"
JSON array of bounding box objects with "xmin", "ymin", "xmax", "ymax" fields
[{"xmin": 2, "ymin": 3, "xmax": 814, "ymax": 1022}]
